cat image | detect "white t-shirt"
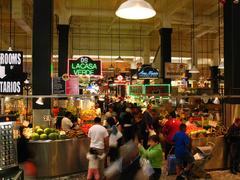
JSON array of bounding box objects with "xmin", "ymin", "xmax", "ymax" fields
[
  {"xmin": 88, "ymin": 124, "xmax": 108, "ymax": 149},
  {"xmin": 61, "ymin": 117, "xmax": 73, "ymax": 130},
  {"xmin": 109, "ymin": 131, "xmax": 122, "ymax": 147}
]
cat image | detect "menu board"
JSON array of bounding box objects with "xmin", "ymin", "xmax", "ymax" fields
[
  {"xmin": 145, "ymin": 85, "xmax": 170, "ymax": 96},
  {"xmin": 52, "ymin": 77, "xmax": 65, "ymax": 95},
  {"xmin": 128, "ymin": 85, "xmax": 143, "ymax": 96}
]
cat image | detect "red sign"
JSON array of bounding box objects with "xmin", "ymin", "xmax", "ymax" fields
[{"xmin": 66, "ymin": 77, "xmax": 79, "ymax": 95}]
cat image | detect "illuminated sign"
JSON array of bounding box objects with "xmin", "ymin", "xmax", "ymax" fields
[
  {"xmin": 165, "ymin": 63, "xmax": 187, "ymax": 79},
  {"xmin": 137, "ymin": 65, "xmax": 159, "ymax": 79},
  {"xmin": 0, "ymin": 51, "xmax": 23, "ymax": 95},
  {"xmin": 68, "ymin": 56, "xmax": 101, "ymax": 76}
]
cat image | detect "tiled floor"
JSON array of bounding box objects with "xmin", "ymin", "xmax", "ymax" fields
[{"xmin": 25, "ymin": 169, "xmax": 240, "ymax": 180}]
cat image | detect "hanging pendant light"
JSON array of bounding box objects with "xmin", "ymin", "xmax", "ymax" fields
[
  {"xmin": 189, "ymin": 0, "xmax": 199, "ymax": 74},
  {"xmin": 217, "ymin": 1, "xmax": 224, "ymax": 70},
  {"xmin": 189, "ymin": 65, "xmax": 200, "ymax": 73},
  {"xmin": 108, "ymin": 28, "xmax": 115, "ymax": 71},
  {"xmin": 115, "ymin": 18, "xmax": 124, "ymax": 62},
  {"xmin": 116, "ymin": 0, "xmax": 156, "ymax": 20},
  {"xmin": 213, "ymin": 97, "xmax": 220, "ymax": 104},
  {"xmin": 36, "ymin": 97, "xmax": 44, "ymax": 105}
]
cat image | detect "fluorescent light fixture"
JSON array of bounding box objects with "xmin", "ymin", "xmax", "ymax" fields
[
  {"xmin": 36, "ymin": 97, "xmax": 44, "ymax": 105},
  {"xmin": 115, "ymin": 56, "xmax": 124, "ymax": 62},
  {"xmin": 189, "ymin": 65, "xmax": 200, "ymax": 74},
  {"xmin": 116, "ymin": 0, "xmax": 156, "ymax": 20}
]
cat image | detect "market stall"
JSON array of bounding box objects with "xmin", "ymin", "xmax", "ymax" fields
[{"xmin": 28, "ymin": 137, "xmax": 89, "ymax": 178}]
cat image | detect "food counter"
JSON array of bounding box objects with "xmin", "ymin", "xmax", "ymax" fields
[
  {"xmin": 28, "ymin": 137, "xmax": 89, "ymax": 178},
  {"xmin": 191, "ymin": 135, "xmax": 229, "ymax": 170}
]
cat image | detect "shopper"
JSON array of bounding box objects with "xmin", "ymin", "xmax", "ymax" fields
[
  {"xmin": 61, "ymin": 111, "xmax": 73, "ymax": 131},
  {"xmin": 138, "ymin": 135, "xmax": 163, "ymax": 180},
  {"xmin": 88, "ymin": 117, "xmax": 109, "ymax": 179},
  {"xmin": 173, "ymin": 123, "xmax": 194, "ymax": 180},
  {"xmin": 119, "ymin": 111, "xmax": 134, "ymax": 143},
  {"xmin": 87, "ymin": 148, "xmax": 106, "ymax": 180},
  {"xmin": 105, "ymin": 106, "xmax": 117, "ymax": 119},
  {"xmin": 142, "ymin": 104, "xmax": 154, "ymax": 148},
  {"xmin": 107, "ymin": 117, "xmax": 122, "ymax": 163},
  {"xmin": 225, "ymin": 118, "xmax": 240, "ymax": 174},
  {"xmin": 162, "ymin": 112, "xmax": 181, "ymax": 159}
]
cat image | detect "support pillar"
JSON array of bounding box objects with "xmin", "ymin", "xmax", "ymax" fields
[
  {"xmin": 32, "ymin": 0, "xmax": 53, "ymax": 127},
  {"xmin": 224, "ymin": 1, "xmax": 240, "ymax": 127},
  {"xmin": 159, "ymin": 28, "xmax": 172, "ymax": 84},
  {"xmin": 58, "ymin": 25, "xmax": 69, "ymax": 76}
]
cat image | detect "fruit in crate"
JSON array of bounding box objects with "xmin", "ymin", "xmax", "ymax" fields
[
  {"xmin": 40, "ymin": 134, "xmax": 48, "ymax": 140},
  {"xmin": 44, "ymin": 128, "xmax": 53, "ymax": 135},
  {"xmin": 31, "ymin": 133, "xmax": 40, "ymax": 140},
  {"xmin": 48, "ymin": 132, "xmax": 59, "ymax": 140},
  {"xmin": 80, "ymin": 109, "xmax": 97, "ymax": 121},
  {"xmin": 36, "ymin": 128, "xmax": 44, "ymax": 135}
]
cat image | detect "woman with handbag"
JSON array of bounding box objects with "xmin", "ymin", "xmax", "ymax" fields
[{"xmin": 138, "ymin": 135, "xmax": 163, "ymax": 180}]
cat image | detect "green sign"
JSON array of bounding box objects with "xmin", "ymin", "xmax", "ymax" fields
[{"xmin": 68, "ymin": 56, "xmax": 101, "ymax": 76}]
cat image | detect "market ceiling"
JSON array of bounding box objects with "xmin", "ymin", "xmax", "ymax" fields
[{"xmin": 0, "ymin": 0, "xmax": 223, "ymax": 65}]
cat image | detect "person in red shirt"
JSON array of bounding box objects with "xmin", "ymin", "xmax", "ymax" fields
[{"xmin": 162, "ymin": 111, "xmax": 182, "ymax": 159}]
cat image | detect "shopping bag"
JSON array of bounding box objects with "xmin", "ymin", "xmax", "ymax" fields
[
  {"xmin": 140, "ymin": 158, "xmax": 154, "ymax": 177},
  {"xmin": 167, "ymin": 154, "xmax": 176, "ymax": 175}
]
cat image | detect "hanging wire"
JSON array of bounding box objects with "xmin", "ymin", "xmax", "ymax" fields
[
  {"xmin": 13, "ymin": 21, "xmax": 16, "ymax": 50},
  {"xmin": 0, "ymin": 4, "xmax": 2, "ymax": 49},
  {"xmin": 191, "ymin": 0, "xmax": 195, "ymax": 66},
  {"xmin": 218, "ymin": 0, "xmax": 221, "ymax": 64},
  {"xmin": 9, "ymin": 0, "xmax": 12, "ymax": 49},
  {"xmin": 178, "ymin": 25, "xmax": 181, "ymax": 63},
  {"xmin": 97, "ymin": 0, "xmax": 100, "ymax": 59},
  {"xmin": 139, "ymin": 23, "xmax": 142, "ymax": 60},
  {"xmin": 201, "ymin": 37, "xmax": 204, "ymax": 77},
  {"xmin": 118, "ymin": 18, "xmax": 121, "ymax": 58}
]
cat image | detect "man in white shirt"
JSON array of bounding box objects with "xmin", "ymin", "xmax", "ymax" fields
[
  {"xmin": 88, "ymin": 117, "xmax": 109, "ymax": 179},
  {"xmin": 61, "ymin": 112, "xmax": 73, "ymax": 130}
]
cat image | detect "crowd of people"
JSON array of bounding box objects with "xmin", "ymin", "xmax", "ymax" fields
[{"xmin": 86, "ymin": 101, "xmax": 197, "ymax": 180}]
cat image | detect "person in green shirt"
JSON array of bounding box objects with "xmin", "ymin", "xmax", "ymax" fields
[{"xmin": 138, "ymin": 135, "xmax": 163, "ymax": 180}]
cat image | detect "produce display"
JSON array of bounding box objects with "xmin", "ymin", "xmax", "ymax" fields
[
  {"xmin": 28, "ymin": 127, "xmax": 68, "ymax": 141},
  {"xmin": 65, "ymin": 129, "xmax": 85, "ymax": 138},
  {"xmin": 80, "ymin": 109, "xmax": 96, "ymax": 121}
]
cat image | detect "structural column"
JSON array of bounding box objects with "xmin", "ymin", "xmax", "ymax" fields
[
  {"xmin": 224, "ymin": 1, "xmax": 240, "ymax": 127},
  {"xmin": 58, "ymin": 25, "xmax": 69, "ymax": 76},
  {"xmin": 32, "ymin": 0, "xmax": 53, "ymax": 127},
  {"xmin": 159, "ymin": 28, "xmax": 172, "ymax": 84}
]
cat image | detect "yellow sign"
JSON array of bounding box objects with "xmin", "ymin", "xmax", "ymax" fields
[{"xmin": 165, "ymin": 63, "xmax": 187, "ymax": 79}]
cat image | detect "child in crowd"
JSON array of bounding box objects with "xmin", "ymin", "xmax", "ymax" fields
[
  {"xmin": 138, "ymin": 135, "xmax": 163, "ymax": 180},
  {"xmin": 86, "ymin": 148, "xmax": 105, "ymax": 180}
]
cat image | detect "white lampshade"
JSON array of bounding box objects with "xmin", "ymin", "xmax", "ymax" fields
[
  {"xmin": 36, "ymin": 97, "xmax": 44, "ymax": 105},
  {"xmin": 189, "ymin": 65, "xmax": 200, "ymax": 74},
  {"xmin": 179, "ymin": 98, "xmax": 186, "ymax": 105},
  {"xmin": 116, "ymin": 0, "xmax": 156, "ymax": 20},
  {"xmin": 218, "ymin": 62, "xmax": 224, "ymax": 69},
  {"xmin": 115, "ymin": 56, "xmax": 124, "ymax": 62},
  {"xmin": 213, "ymin": 97, "xmax": 220, "ymax": 105}
]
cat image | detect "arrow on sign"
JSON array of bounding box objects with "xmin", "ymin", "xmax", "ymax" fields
[{"xmin": 0, "ymin": 66, "xmax": 6, "ymax": 79}]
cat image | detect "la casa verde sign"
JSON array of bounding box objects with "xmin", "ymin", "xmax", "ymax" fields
[{"xmin": 68, "ymin": 57, "xmax": 101, "ymax": 76}]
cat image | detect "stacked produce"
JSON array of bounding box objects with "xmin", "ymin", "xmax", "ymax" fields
[
  {"xmin": 65, "ymin": 129, "xmax": 85, "ymax": 138},
  {"xmin": 186, "ymin": 124, "xmax": 207, "ymax": 137},
  {"xmin": 80, "ymin": 109, "xmax": 96, "ymax": 121},
  {"xmin": 31, "ymin": 127, "xmax": 67, "ymax": 141}
]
